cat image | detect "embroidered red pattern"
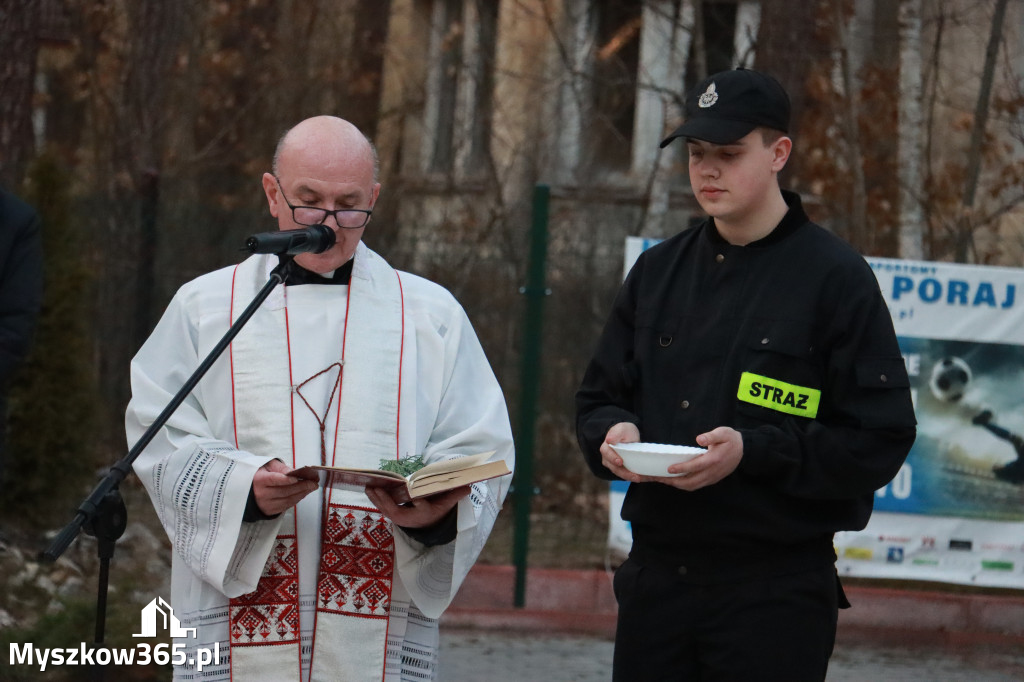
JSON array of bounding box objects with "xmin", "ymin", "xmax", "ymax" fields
[
  {"xmin": 316, "ymin": 504, "xmax": 394, "ymax": 618},
  {"xmin": 229, "ymin": 535, "xmax": 301, "ymax": 645}
]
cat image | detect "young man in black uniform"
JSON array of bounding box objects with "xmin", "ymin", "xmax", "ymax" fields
[{"xmin": 575, "ymin": 68, "xmax": 917, "ymax": 681}]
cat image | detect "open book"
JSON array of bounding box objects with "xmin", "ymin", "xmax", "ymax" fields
[{"xmin": 294, "ymin": 451, "xmax": 509, "ymax": 504}]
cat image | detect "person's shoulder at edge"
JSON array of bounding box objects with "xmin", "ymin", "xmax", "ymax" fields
[
  {"xmin": 0, "ymin": 188, "xmax": 41, "ymax": 254},
  {"xmin": 0, "ymin": 186, "xmax": 38, "ymax": 219}
]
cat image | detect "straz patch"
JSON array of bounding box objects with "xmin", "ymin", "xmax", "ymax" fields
[{"xmin": 737, "ymin": 372, "xmax": 820, "ymax": 419}]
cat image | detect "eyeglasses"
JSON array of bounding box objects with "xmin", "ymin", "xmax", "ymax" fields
[{"xmin": 273, "ymin": 175, "xmax": 373, "ymax": 229}]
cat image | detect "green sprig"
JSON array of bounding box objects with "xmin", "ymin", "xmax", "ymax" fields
[{"xmin": 378, "ymin": 454, "xmax": 426, "ymax": 477}]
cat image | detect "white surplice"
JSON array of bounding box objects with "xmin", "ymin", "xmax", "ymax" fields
[{"xmin": 127, "ymin": 243, "xmax": 515, "ymax": 681}]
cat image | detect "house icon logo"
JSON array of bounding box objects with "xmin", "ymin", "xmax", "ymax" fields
[{"xmin": 133, "ymin": 597, "xmax": 197, "ymax": 638}]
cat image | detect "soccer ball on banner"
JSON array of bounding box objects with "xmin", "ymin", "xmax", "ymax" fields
[{"xmin": 928, "ymin": 356, "xmax": 972, "ymax": 402}]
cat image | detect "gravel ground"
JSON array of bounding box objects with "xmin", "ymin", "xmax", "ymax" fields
[{"xmin": 438, "ymin": 627, "xmax": 1024, "ymax": 681}]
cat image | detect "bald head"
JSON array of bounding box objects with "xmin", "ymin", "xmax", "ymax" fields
[
  {"xmin": 262, "ymin": 116, "xmax": 382, "ymax": 272},
  {"xmin": 272, "ymin": 116, "xmax": 379, "ymax": 183}
]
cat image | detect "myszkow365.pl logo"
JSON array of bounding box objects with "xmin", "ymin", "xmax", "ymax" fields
[{"xmin": 9, "ymin": 597, "xmax": 222, "ymax": 672}]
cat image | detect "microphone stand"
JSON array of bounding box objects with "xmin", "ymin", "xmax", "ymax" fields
[{"xmin": 43, "ymin": 254, "xmax": 298, "ymax": 681}]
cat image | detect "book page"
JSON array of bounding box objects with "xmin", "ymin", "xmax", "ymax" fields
[
  {"xmin": 408, "ymin": 451, "xmax": 496, "ymax": 482},
  {"xmin": 407, "ymin": 460, "xmax": 511, "ymax": 497}
]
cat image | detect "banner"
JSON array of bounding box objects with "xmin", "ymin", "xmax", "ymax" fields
[
  {"xmin": 835, "ymin": 257, "xmax": 1024, "ymax": 588},
  {"xmin": 608, "ymin": 241, "xmax": 1024, "ymax": 588}
]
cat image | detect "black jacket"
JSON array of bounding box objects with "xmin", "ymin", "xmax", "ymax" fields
[
  {"xmin": 575, "ymin": 192, "xmax": 916, "ymax": 582},
  {"xmin": 0, "ymin": 187, "xmax": 44, "ymax": 386}
]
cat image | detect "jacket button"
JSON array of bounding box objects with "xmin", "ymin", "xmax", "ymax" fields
[
  {"xmin": 677, "ymin": 565, "xmax": 688, "ymax": 576},
  {"xmin": 680, "ymin": 400, "xmax": 690, "ymax": 409},
  {"xmin": 880, "ymin": 374, "xmax": 888, "ymax": 382},
  {"xmin": 715, "ymin": 254, "xmax": 725, "ymax": 263},
  {"xmin": 761, "ymin": 337, "xmax": 770, "ymax": 345}
]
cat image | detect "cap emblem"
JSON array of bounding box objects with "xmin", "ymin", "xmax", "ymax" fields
[{"xmin": 698, "ymin": 82, "xmax": 719, "ymax": 109}]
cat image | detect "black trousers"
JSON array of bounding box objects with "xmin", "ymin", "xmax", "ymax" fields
[{"xmin": 612, "ymin": 557, "xmax": 843, "ymax": 682}]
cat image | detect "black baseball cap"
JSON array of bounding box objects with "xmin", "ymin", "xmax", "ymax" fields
[{"xmin": 659, "ymin": 68, "xmax": 790, "ymax": 147}]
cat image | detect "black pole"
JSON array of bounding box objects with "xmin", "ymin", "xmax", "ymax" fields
[
  {"xmin": 87, "ymin": 489, "xmax": 125, "ymax": 681},
  {"xmin": 43, "ymin": 255, "xmax": 297, "ymax": 680},
  {"xmin": 88, "ymin": 489, "xmax": 126, "ymax": 644}
]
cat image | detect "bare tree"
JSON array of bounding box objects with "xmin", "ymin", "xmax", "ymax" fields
[
  {"xmin": 955, "ymin": 0, "xmax": 1010, "ymax": 262},
  {"xmin": 124, "ymin": 0, "xmax": 186, "ymax": 347},
  {"xmin": 832, "ymin": 0, "xmax": 869, "ymax": 251},
  {"xmin": 59, "ymin": 0, "xmax": 186, "ymax": 418},
  {"xmin": 898, "ymin": 0, "xmax": 925, "ymax": 260},
  {"xmin": 0, "ymin": 0, "xmax": 41, "ymax": 188},
  {"xmin": 636, "ymin": 0, "xmax": 692, "ymax": 238}
]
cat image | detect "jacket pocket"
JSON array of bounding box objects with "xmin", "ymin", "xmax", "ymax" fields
[
  {"xmin": 851, "ymin": 356, "xmax": 916, "ymax": 428},
  {"xmin": 734, "ymin": 318, "xmax": 822, "ymax": 426}
]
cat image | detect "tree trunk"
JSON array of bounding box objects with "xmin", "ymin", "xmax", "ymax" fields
[
  {"xmin": 638, "ymin": 0, "xmax": 691, "ymax": 237},
  {"xmin": 125, "ymin": 0, "xmax": 185, "ymax": 344},
  {"xmin": 897, "ymin": 0, "xmax": 925, "ymax": 260},
  {"xmin": 754, "ymin": 0, "xmax": 827, "ymax": 181},
  {"xmin": 0, "ymin": 0, "xmax": 41, "ymax": 188},
  {"xmin": 833, "ymin": 0, "xmax": 869, "ymax": 251},
  {"xmin": 956, "ymin": 0, "xmax": 1009, "ymax": 262}
]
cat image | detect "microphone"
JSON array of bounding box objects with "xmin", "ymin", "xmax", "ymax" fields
[{"xmin": 243, "ymin": 225, "xmax": 336, "ymax": 255}]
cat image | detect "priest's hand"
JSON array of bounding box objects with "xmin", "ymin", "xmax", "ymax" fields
[
  {"xmin": 253, "ymin": 459, "xmax": 320, "ymax": 516},
  {"xmin": 364, "ymin": 485, "xmax": 471, "ymax": 528}
]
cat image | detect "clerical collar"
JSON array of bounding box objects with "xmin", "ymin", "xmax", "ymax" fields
[{"xmin": 280, "ymin": 257, "xmax": 353, "ymax": 285}]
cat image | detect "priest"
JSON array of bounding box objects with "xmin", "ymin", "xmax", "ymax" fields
[{"xmin": 127, "ymin": 116, "xmax": 515, "ymax": 681}]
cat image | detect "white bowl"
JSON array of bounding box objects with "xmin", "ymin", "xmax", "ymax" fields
[{"xmin": 609, "ymin": 442, "xmax": 706, "ymax": 477}]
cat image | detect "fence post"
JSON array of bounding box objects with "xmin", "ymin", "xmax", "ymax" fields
[{"xmin": 512, "ymin": 183, "xmax": 550, "ymax": 608}]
